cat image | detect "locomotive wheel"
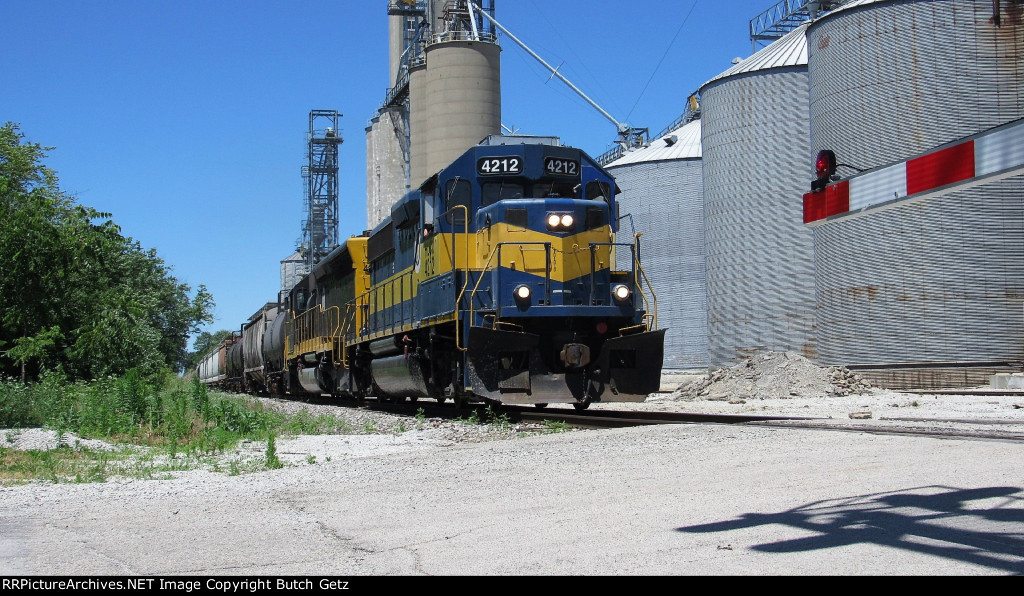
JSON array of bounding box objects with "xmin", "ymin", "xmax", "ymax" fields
[
  {"xmin": 534, "ymin": 403, "xmax": 549, "ymax": 409},
  {"xmin": 572, "ymin": 400, "xmax": 591, "ymax": 411}
]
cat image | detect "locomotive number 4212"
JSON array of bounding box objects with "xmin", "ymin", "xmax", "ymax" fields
[
  {"xmin": 544, "ymin": 157, "xmax": 579, "ymax": 177},
  {"xmin": 477, "ymin": 156, "xmax": 523, "ymax": 175}
]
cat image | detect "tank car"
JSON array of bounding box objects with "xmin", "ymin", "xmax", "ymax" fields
[{"xmin": 241, "ymin": 302, "xmax": 281, "ymax": 395}]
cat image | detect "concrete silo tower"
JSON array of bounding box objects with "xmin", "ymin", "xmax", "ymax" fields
[{"xmin": 369, "ymin": 1, "xmax": 501, "ymax": 229}]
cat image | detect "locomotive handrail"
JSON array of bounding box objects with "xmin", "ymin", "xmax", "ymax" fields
[
  {"xmin": 465, "ymin": 241, "xmax": 553, "ymax": 332},
  {"xmin": 336, "ymin": 303, "xmax": 358, "ymax": 367},
  {"xmin": 351, "ymin": 268, "xmax": 417, "ymax": 341},
  {"xmin": 442, "ymin": 204, "xmax": 469, "ymax": 352},
  {"xmin": 286, "ymin": 305, "xmax": 343, "ymax": 359},
  {"xmin": 457, "ymin": 241, "xmax": 500, "ymax": 352},
  {"xmin": 585, "ymin": 238, "xmax": 658, "ymax": 331},
  {"xmin": 632, "ymin": 234, "xmax": 658, "ymax": 330}
]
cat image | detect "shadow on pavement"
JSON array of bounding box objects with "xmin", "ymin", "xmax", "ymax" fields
[{"xmin": 677, "ymin": 485, "xmax": 1024, "ymax": 574}]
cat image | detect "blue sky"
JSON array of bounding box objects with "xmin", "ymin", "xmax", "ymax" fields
[{"xmin": 3, "ymin": 0, "xmax": 775, "ymax": 342}]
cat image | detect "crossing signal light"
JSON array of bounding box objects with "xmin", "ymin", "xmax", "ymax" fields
[{"xmin": 812, "ymin": 149, "xmax": 837, "ymax": 192}]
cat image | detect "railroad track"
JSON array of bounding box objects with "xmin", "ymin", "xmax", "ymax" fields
[
  {"xmin": 285, "ymin": 395, "xmax": 1024, "ymax": 444},
  {"xmin": 504, "ymin": 406, "xmax": 821, "ymax": 429},
  {"xmin": 370, "ymin": 401, "xmax": 1024, "ymax": 444}
]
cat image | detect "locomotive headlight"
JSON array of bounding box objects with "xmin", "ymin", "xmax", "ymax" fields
[
  {"xmin": 612, "ymin": 284, "xmax": 632, "ymax": 302},
  {"xmin": 514, "ymin": 284, "xmax": 532, "ymax": 303},
  {"xmin": 546, "ymin": 213, "xmax": 574, "ymax": 230}
]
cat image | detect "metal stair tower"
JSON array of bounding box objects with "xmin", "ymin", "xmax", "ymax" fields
[{"xmin": 300, "ymin": 110, "xmax": 343, "ymax": 271}]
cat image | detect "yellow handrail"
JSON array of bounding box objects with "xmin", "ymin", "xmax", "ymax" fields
[
  {"xmin": 459, "ymin": 243, "xmax": 503, "ymax": 351},
  {"xmin": 287, "ymin": 304, "xmax": 342, "ymax": 358},
  {"xmin": 632, "ymin": 234, "xmax": 658, "ymax": 331},
  {"xmin": 349, "ymin": 268, "xmax": 417, "ymax": 340},
  {"xmin": 336, "ymin": 303, "xmax": 358, "ymax": 367},
  {"xmin": 447, "ymin": 204, "xmax": 470, "ymax": 352}
]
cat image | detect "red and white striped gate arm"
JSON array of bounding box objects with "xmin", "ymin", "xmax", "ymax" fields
[{"xmin": 803, "ymin": 117, "xmax": 1024, "ymax": 226}]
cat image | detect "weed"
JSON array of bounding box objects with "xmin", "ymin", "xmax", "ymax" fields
[
  {"xmin": 485, "ymin": 406, "xmax": 511, "ymax": 430},
  {"xmin": 190, "ymin": 377, "xmax": 211, "ymax": 424},
  {"xmin": 396, "ymin": 421, "xmax": 407, "ymax": 434},
  {"xmin": 363, "ymin": 419, "xmax": 377, "ymax": 434},
  {"xmin": 283, "ymin": 410, "xmax": 340, "ymax": 435},
  {"xmin": 0, "ymin": 374, "xmax": 355, "ymax": 483},
  {"xmin": 541, "ymin": 419, "xmax": 571, "ymax": 434},
  {"xmin": 265, "ymin": 434, "xmax": 283, "ymax": 469},
  {"xmin": 306, "ymin": 454, "xmax": 317, "ymax": 465}
]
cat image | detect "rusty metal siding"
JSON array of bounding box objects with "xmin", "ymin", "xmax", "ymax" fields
[
  {"xmin": 700, "ymin": 43, "xmax": 817, "ymax": 367},
  {"xmin": 809, "ymin": 0, "xmax": 1024, "ymax": 168},
  {"xmin": 807, "ymin": 0, "xmax": 1024, "ymax": 366},
  {"xmin": 813, "ymin": 176, "xmax": 1024, "ymax": 364},
  {"xmin": 608, "ymin": 156, "xmax": 708, "ymax": 370}
]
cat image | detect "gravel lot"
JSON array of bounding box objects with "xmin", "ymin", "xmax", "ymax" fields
[
  {"xmin": 2, "ymin": 355, "xmax": 1022, "ymax": 575},
  {"xmin": 3, "ymin": 380, "xmax": 1022, "ymax": 476},
  {"xmin": 4, "ymin": 351, "xmax": 1023, "ymax": 471}
]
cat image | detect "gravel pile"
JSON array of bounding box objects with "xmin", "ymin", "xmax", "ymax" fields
[
  {"xmin": 670, "ymin": 351, "xmax": 874, "ymax": 401},
  {"xmin": 2, "ymin": 428, "xmax": 123, "ymax": 452}
]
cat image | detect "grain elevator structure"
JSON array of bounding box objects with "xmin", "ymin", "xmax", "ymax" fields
[{"xmin": 367, "ymin": 1, "xmax": 500, "ymax": 229}]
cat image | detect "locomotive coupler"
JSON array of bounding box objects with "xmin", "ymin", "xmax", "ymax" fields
[{"xmin": 559, "ymin": 343, "xmax": 591, "ymax": 369}]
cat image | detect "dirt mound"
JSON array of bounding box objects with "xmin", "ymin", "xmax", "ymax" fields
[{"xmin": 671, "ymin": 352, "xmax": 873, "ymax": 401}]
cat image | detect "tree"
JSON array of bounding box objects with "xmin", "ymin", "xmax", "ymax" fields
[{"xmin": 0, "ymin": 122, "xmax": 215, "ymax": 380}]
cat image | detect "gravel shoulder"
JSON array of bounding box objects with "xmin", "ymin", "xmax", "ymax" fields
[
  {"xmin": 3, "ymin": 351, "xmax": 1022, "ymax": 473},
  {"xmin": 1, "ymin": 353, "xmax": 1023, "ymax": 576}
]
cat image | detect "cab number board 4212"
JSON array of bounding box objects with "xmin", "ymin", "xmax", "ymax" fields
[
  {"xmin": 477, "ymin": 156, "xmax": 523, "ymax": 175},
  {"xmin": 544, "ymin": 157, "xmax": 579, "ymax": 177}
]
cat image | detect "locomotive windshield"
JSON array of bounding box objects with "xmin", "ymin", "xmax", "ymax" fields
[
  {"xmin": 481, "ymin": 181, "xmax": 524, "ymax": 205},
  {"xmin": 533, "ymin": 181, "xmax": 576, "ymax": 199}
]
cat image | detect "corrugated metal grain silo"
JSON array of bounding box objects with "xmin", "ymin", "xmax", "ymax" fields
[
  {"xmin": 606, "ymin": 118, "xmax": 708, "ymax": 370},
  {"xmin": 699, "ymin": 24, "xmax": 817, "ymax": 367},
  {"xmin": 807, "ymin": 0, "xmax": 1024, "ymax": 383}
]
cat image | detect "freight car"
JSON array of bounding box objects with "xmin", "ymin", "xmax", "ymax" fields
[{"xmin": 199, "ymin": 136, "xmax": 665, "ymax": 409}]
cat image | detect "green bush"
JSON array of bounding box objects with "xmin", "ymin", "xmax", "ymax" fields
[{"xmin": 0, "ymin": 378, "xmax": 34, "ymax": 427}]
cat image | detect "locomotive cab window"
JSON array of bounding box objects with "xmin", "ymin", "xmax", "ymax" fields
[
  {"xmin": 445, "ymin": 178, "xmax": 471, "ymax": 226},
  {"xmin": 482, "ymin": 181, "xmax": 524, "ymax": 206},
  {"xmin": 534, "ymin": 181, "xmax": 577, "ymax": 199},
  {"xmin": 586, "ymin": 180, "xmax": 612, "ymax": 203}
]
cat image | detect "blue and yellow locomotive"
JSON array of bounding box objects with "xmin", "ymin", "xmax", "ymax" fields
[{"xmin": 207, "ymin": 135, "xmax": 665, "ymax": 409}]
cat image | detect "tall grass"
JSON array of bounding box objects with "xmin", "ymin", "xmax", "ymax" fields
[
  {"xmin": 1, "ymin": 370, "xmax": 355, "ymax": 483},
  {"xmin": 0, "ymin": 371, "xmax": 285, "ymax": 463}
]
